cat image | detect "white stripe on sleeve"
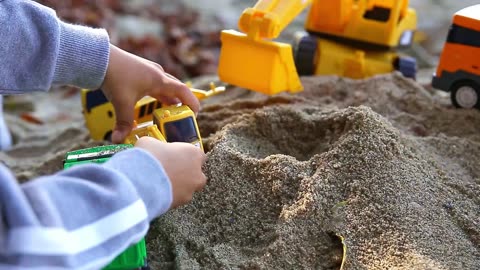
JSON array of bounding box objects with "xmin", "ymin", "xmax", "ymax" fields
[{"xmin": 7, "ymin": 199, "xmax": 148, "ymax": 255}]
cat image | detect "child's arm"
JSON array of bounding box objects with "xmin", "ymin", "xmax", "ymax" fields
[
  {"xmin": 0, "ymin": 0, "xmax": 200, "ymax": 143},
  {"xmin": 0, "ymin": 148, "xmax": 171, "ymax": 269},
  {"xmin": 0, "ymin": 0, "xmax": 109, "ymax": 92}
]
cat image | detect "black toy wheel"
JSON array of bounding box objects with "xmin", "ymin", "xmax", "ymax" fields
[
  {"xmin": 450, "ymin": 81, "xmax": 480, "ymax": 109},
  {"xmin": 393, "ymin": 56, "xmax": 417, "ymax": 79},
  {"xmin": 293, "ymin": 34, "xmax": 318, "ymax": 76},
  {"xmin": 104, "ymin": 130, "xmax": 112, "ymax": 141},
  {"xmin": 137, "ymin": 258, "xmax": 150, "ymax": 270}
]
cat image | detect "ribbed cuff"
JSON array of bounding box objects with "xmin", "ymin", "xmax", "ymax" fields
[
  {"xmin": 104, "ymin": 148, "xmax": 173, "ymax": 220},
  {"xmin": 53, "ymin": 21, "xmax": 110, "ymax": 89}
]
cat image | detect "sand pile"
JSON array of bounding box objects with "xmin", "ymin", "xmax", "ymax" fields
[
  {"xmin": 1, "ymin": 73, "xmax": 479, "ymax": 269},
  {"xmin": 146, "ymin": 73, "xmax": 479, "ymax": 269}
]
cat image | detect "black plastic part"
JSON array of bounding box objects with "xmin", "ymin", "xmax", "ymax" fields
[
  {"xmin": 140, "ymin": 258, "xmax": 150, "ymax": 270},
  {"xmin": 103, "ymin": 130, "xmax": 112, "ymax": 141},
  {"xmin": 394, "ymin": 56, "xmax": 417, "ymax": 79},
  {"xmin": 447, "ymin": 24, "xmax": 480, "ymax": 48},
  {"xmin": 294, "ymin": 35, "xmax": 318, "ymax": 76},
  {"xmin": 363, "ymin": 6, "xmax": 391, "ymax": 22},
  {"xmin": 85, "ymin": 89, "xmax": 108, "ymax": 113}
]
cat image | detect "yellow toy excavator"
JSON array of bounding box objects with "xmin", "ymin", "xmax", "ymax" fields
[{"xmin": 218, "ymin": 0, "xmax": 417, "ymax": 95}]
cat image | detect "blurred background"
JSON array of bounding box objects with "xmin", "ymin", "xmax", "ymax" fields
[
  {"xmin": 3, "ymin": 0, "xmax": 478, "ymax": 141},
  {"xmin": 35, "ymin": 0, "xmax": 480, "ymax": 80}
]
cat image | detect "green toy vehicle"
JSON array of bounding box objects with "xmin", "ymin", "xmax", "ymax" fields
[{"xmin": 63, "ymin": 144, "xmax": 149, "ymax": 270}]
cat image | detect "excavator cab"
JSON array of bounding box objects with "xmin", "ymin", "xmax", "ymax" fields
[{"xmin": 304, "ymin": 0, "xmax": 416, "ymax": 48}]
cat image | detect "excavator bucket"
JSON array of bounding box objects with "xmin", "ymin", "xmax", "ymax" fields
[{"xmin": 218, "ymin": 30, "xmax": 303, "ymax": 95}]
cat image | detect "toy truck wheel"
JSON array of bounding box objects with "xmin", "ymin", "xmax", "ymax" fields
[
  {"xmin": 393, "ymin": 56, "xmax": 417, "ymax": 79},
  {"xmin": 139, "ymin": 259, "xmax": 150, "ymax": 270},
  {"xmin": 450, "ymin": 81, "xmax": 480, "ymax": 109},
  {"xmin": 293, "ymin": 35, "xmax": 318, "ymax": 76},
  {"xmin": 104, "ymin": 131, "xmax": 112, "ymax": 141},
  {"xmin": 133, "ymin": 258, "xmax": 150, "ymax": 270}
]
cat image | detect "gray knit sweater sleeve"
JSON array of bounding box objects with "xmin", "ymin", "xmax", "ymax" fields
[
  {"xmin": 0, "ymin": 2, "xmax": 176, "ymax": 270},
  {"xmin": 0, "ymin": 0, "xmax": 110, "ymax": 93},
  {"xmin": 0, "ymin": 148, "xmax": 173, "ymax": 270}
]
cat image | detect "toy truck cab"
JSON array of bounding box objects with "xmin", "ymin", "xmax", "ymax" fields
[
  {"xmin": 153, "ymin": 105, "xmax": 204, "ymax": 151},
  {"xmin": 432, "ymin": 5, "xmax": 480, "ymax": 109},
  {"xmin": 124, "ymin": 121, "xmax": 167, "ymax": 145}
]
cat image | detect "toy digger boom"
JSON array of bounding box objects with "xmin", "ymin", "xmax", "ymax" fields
[{"xmin": 218, "ymin": 0, "xmax": 417, "ymax": 95}]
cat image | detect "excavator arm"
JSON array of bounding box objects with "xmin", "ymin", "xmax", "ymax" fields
[{"xmin": 238, "ymin": 0, "xmax": 313, "ymax": 40}]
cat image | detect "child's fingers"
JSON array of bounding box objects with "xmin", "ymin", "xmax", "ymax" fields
[
  {"xmin": 111, "ymin": 99, "xmax": 136, "ymax": 143},
  {"xmin": 163, "ymin": 72, "xmax": 181, "ymax": 82},
  {"xmin": 158, "ymin": 96, "xmax": 181, "ymax": 106},
  {"xmin": 148, "ymin": 67, "xmax": 200, "ymax": 114},
  {"xmin": 153, "ymin": 78, "xmax": 200, "ymax": 115},
  {"xmin": 169, "ymin": 81, "xmax": 200, "ymax": 114}
]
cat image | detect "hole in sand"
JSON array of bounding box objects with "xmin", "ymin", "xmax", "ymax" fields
[{"xmin": 229, "ymin": 106, "xmax": 349, "ymax": 161}]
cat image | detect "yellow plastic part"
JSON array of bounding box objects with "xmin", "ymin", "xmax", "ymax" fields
[
  {"xmin": 81, "ymin": 83, "xmax": 222, "ymax": 141},
  {"xmin": 219, "ymin": 0, "xmax": 311, "ymax": 95},
  {"xmin": 218, "ymin": 29, "xmax": 303, "ymax": 95},
  {"xmin": 153, "ymin": 105, "xmax": 204, "ymax": 151},
  {"xmin": 313, "ymin": 38, "xmax": 398, "ymax": 78},
  {"xmin": 123, "ymin": 122, "xmax": 166, "ymax": 145},
  {"xmin": 123, "ymin": 105, "xmax": 202, "ymax": 149},
  {"xmin": 189, "ymin": 82, "xmax": 226, "ymax": 100},
  {"xmin": 238, "ymin": 0, "xmax": 313, "ymax": 40},
  {"xmin": 305, "ymin": 0, "xmax": 417, "ymax": 47},
  {"xmin": 218, "ymin": 0, "xmax": 417, "ymax": 94},
  {"xmin": 81, "ymin": 90, "xmax": 161, "ymax": 141}
]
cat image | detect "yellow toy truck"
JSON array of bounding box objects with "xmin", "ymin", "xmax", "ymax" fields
[
  {"xmin": 124, "ymin": 104, "xmax": 203, "ymax": 151},
  {"xmin": 218, "ymin": 0, "xmax": 418, "ymax": 95},
  {"xmin": 81, "ymin": 83, "xmax": 223, "ymax": 141},
  {"xmin": 432, "ymin": 4, "xmax": 480, "ymax": 110}
]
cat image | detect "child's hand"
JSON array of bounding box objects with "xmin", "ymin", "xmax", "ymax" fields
[
  {"xmin": 101, "ymin": 44, "xmax": 200, "ymax": 144},
  {"xmin": 134, "ymin": 137, "xmax": 207, "ymax": 209}
]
